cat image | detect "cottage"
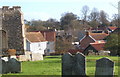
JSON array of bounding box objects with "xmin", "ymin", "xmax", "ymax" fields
[
  {"xmin": 108, "ymin": 26, "xmax": 117, "ymax": 33},
  {"xmin": 40, "ymin": 30, "xmax": 56, "ymax": 55},
  {"xmin": 83, "ymin": 41, "xmax": 107, "ymax": 55},
  {"xmin": 79, "ymin": 32, "xmax": 109, "ymax": 51},
  {"xmin": 112, "ymin": 28, "xmax": 120, "ymax": 33},
  {"xmin": 20, "ymin": 32, "xmax": 47, "ymax": 61}
]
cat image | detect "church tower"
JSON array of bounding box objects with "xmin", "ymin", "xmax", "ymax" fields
[{"xmin": 0, "ymin": 6, "xmax": 25, "ymax": 55}]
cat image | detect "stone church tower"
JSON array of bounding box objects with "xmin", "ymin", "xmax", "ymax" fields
[
  {"xmin": 0, "ymin": 6, "xmax": 25, "ymax": 55},
  {"xmin": 118, "ymin": 1, "xmax": 120, "ymax": 28}
]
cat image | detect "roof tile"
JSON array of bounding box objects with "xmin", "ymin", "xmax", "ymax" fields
[
  {"xmin": 25, "ymin": 32, "xmax": 46, "ymax": 42},
  {"xmin": 90, "ymin": 41, "xmax": 105, "ymax": 51},
  {"xmin": 108, "ymin": 27, "xmax": 117, "ymax": 31},
  {"xmin": 41, "ymin": 31, "xmax": 56, "ymax": 41},
  {"xmin": 89, "ymin": 33, "xmax": 109, "ymax": 40}
]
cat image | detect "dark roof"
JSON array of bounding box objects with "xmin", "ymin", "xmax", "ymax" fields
[
  {"xmin": 90, "ymin": 41, "xmax": 105, "ymax": 51},
  {"xmin": 68, "ymin": 49, "xmax": 83, "ymax": 54}
]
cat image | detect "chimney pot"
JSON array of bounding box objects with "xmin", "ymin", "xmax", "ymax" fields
[{"xmin": 86, "ymin": 31, "xmax": 89, "ymax": 36}]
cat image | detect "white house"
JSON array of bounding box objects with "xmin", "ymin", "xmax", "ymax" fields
[
  {"xmin": 19, "ymin": 32, "xmax": 47, "ymax": 61},
  {"xmin": 25, "ymin": 32, "xmax": 47, "ymax": 54},
  {"xmin": 41, "ymin": 30, "xmax": 56, "ymax": 55}
]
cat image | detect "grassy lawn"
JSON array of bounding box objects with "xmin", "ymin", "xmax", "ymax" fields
[{"xmin": 3, "ymin": 55, "xmax": 119, "ymax": 76}]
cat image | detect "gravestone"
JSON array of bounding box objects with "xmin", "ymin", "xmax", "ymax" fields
[
  {"xmin": 0, "ymin": 58, "xmax": 8, "ymax": 74},
  {"xmin": 62, "ymin": 52, "xmax": 86, "ymax": 76},
  {"xmin": 31, "ymin": 53, "xmax": 43, "ymax": 61},
  {"xmin": 95, "ymin": 57, "xmax": 114, "ymax": 77},
  {"xmin": 7, "ymin": 58, "xmax": 21, "ymax": 73},
  {"xmin": 62, "ymin": 53, "xmax": 73, "ymax": 75},
  {"xmin": 72, "ymin": 52, "xmax": 86, "ymax": 75}
]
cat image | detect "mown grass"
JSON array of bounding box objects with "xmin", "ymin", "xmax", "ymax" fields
[{"xmin": 3, "ymin": 55, "xmax": 119, "ymax": 76}]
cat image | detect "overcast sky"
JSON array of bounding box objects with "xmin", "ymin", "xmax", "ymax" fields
[{"xmin": 1, "ymin": 0, "xmax": 119, "ymax": 21}]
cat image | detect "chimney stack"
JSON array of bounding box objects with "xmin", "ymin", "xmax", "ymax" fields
[{"xmin": 86, "ymin": 31, "xmax": 89, "ymax": 36}]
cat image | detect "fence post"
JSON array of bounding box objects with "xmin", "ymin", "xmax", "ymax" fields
[
  {"xmin": 72, "ymin": 52, "xmax": 86, "ymax": 75},
  {"xmin": 62, "ymin": 52, "xmax": 73, "ymax": 75},
  {"xmin": 95, "ymin": 57, "xmax": 114, "ymax": 77}
]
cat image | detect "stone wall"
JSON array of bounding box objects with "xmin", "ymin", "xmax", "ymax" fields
[
  {"xmin": 118, "ymin": 1, "xmax": 120, "ymax": 24},
  {"xmin": 0, "ymin": 6, "xmax": 24, "ymax": 55}
]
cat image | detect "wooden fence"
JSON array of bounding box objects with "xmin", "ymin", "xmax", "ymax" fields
[
  {"xmin": 62, "ymin": 52, "xmax": 114, "ymax": 76},
  {"xmin": 0, "ymin": 58, "xmax": 21, "ymax": 74}
]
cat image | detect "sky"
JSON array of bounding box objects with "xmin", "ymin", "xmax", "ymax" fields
[{"xmin": 1, "ymin": 0, "xmax": 119, "ymax": 21}]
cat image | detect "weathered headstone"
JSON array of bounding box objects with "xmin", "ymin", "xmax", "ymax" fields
[
  {"xmin": 19, "ymin": 55, "xmax": 27, "ymax": 61},
  {"xmin": 31, "ymin": 53, "xmax": 43, "ymax": 61},
  {"xmin": 7, "ymin": 58, "xmax": 21, "ymax": 73},
  {"xmin": 62, "ymin": 53, "xmax": 73, "ymax": 75},
  {"xmin": 95, "ymin": 57, "xmax": 114, "ymax": 77},
  {"xmin": 62, "ymin": 52, "xmax": 86, "ymax": 76},
  {"xmin": 0, "ymin": 58, "xmax": 8, "ymax": 74},
  {"xmin": 72, "ymin": 52, "xmax": 86, "ymax": 75},
  {"xmin": 0, "ymin": 58, "xmax": 2, "ymax": 74}
]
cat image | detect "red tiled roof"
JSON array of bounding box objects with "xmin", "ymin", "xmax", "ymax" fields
[
  {"xmin": 25, "ymin": 32, "xmax": 46, "ymax": 42},
  {"xmin": 41, "ymin": 31, "xmax": 56, "ymax": 41},
  {"xmin": 90, "ymin": 41, "xmax": 105, "ymax": 51},
  {"xmin": 89, "ymin": 33, "xmax": 109, "ymax": 40},
  {"xmin": 108, "ymin": 27, "xmax": 117, "ymax": 31}
]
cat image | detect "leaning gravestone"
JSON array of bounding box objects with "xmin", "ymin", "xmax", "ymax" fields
[
  {"xmin": 7, "ymin": 58, "xmax": 21, "ymax": 73},
  {"xmin": 72, "ymin": 52, "xmax": 86, "ymax": 75},
  {"xmin": 95, "ymin": 57, "xmax": 114, "ymax": 77},
  {"xmin": 62, "ymin": 53, "xmax": 73, "ymax": 75}
]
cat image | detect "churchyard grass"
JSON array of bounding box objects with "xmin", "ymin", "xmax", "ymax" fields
[{"xmin": 4, "ymin": 55, "xmax": 119, "ymax": 75}]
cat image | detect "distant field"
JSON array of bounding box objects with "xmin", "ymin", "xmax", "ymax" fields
[{"xmin": 3, "ymin": 55, "xmax": 119, "ymax": 76}]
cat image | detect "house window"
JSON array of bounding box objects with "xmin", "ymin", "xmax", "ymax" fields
[
  {"xmin": 47, "ymin": 49, "xmax": 50, "ymax": 52},
  {"xmin": 38, "ymin": 44, "xmax": 40, "ymax": 47},
  {"xmin": 0, "ymin": 30, "xmax": 8, "ymax": 49},
  {"xmin": 47, "ymin": 42, "xmax": 50, "ymax": 44}
]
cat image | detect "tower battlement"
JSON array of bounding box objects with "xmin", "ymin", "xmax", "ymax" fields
[{"xmin": 2, "ymin": 6, "xmax": 21, "ymax": 11}]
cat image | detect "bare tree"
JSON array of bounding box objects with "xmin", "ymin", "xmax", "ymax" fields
[
  {"xmin": 88, "ymin": 8, "xmax": 99, "ymax": 21},
  {"xmin": 111, "ymin": 14, "xmax": 118, "ymax": 27},
  {"xmin": 81, "ymin": 5, "xmax": 90, "ymax": 21},
  {"xmin": 99, "ymin": 10, "xmax": 109, "ymax": 26},
  {"xmin": 88, "ymin": 8, "xmax": 100, "ymax": 28},
  {"xmin": 109, "ymin": 3, "xmax": 118, "ymax": 9}
]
